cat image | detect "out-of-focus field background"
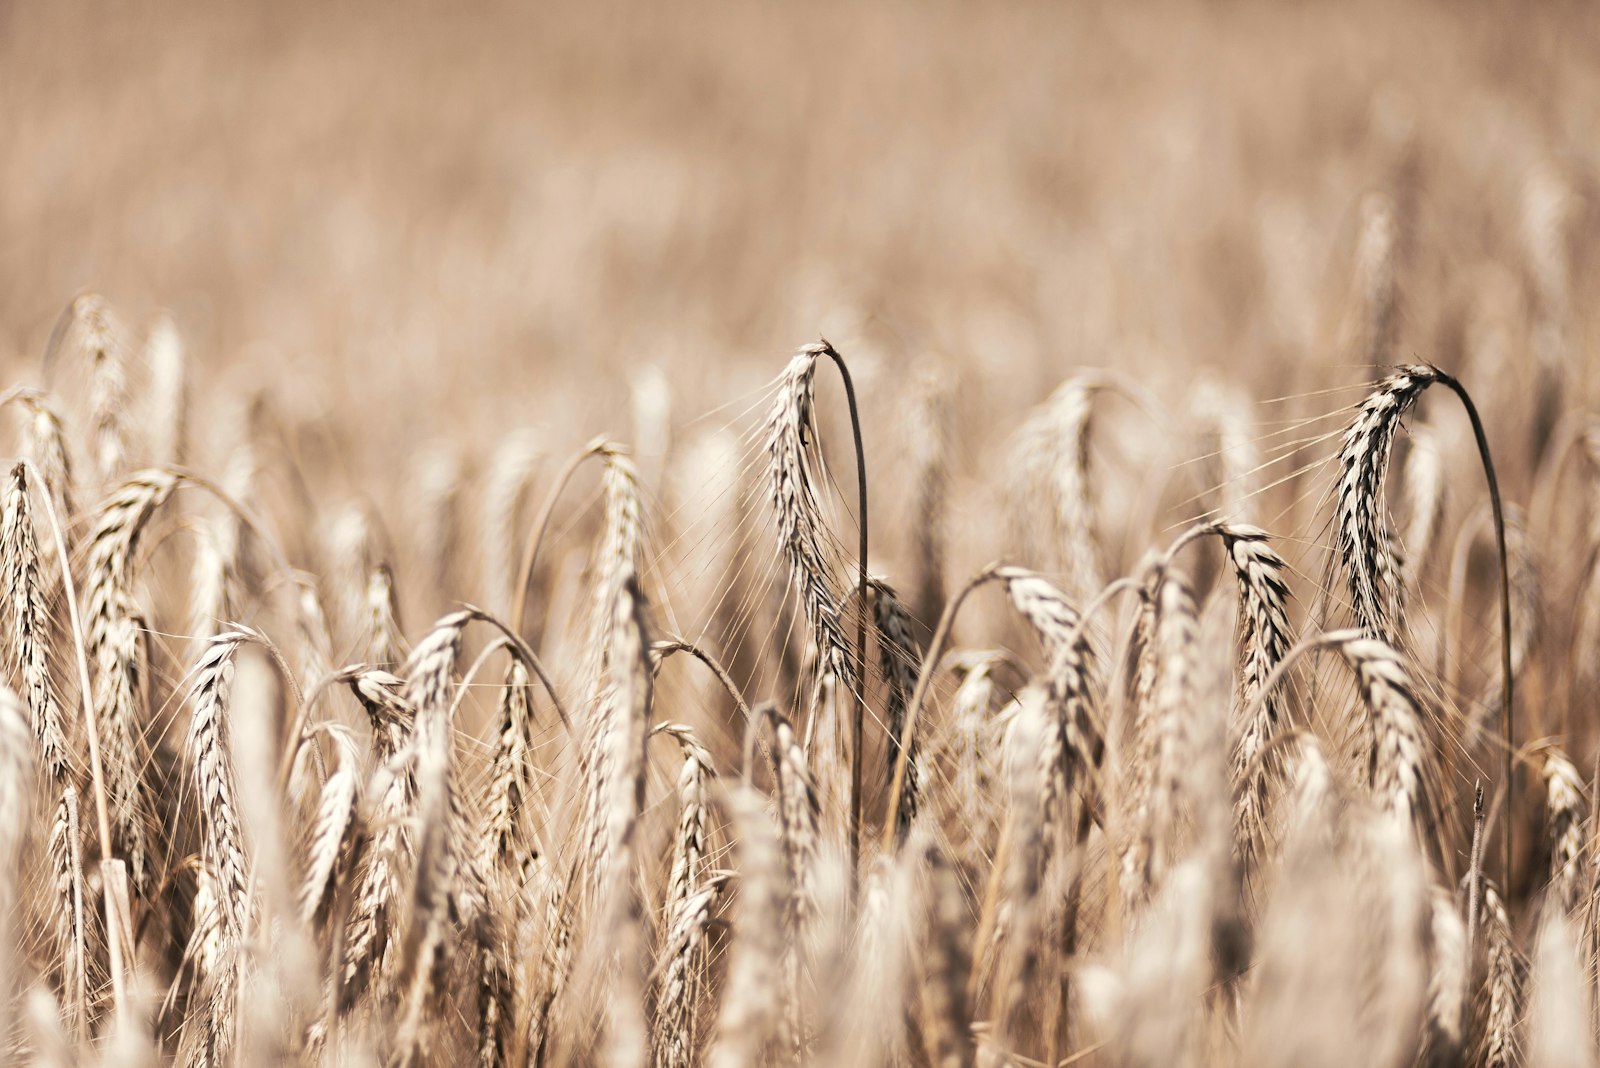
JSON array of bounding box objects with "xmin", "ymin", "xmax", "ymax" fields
[{"xmin": 6, "ymin": 0, "xmax": 1596, "ymax": 441}]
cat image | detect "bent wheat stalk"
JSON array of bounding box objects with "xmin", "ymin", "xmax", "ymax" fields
[
  {"xmin": 1336, "ymin": 365, "xmax": 1513, "ymax": 878},
  {"xmin": 763, "ymin": 340, "xmax": 870, "ymax": 873}
]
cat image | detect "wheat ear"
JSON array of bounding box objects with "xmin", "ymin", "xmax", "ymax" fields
[
  {"xmin": 871, "ymin": 578, "xmax": 924, "ymax": 843},
  {"xmin": 763, "ymin": 340, "xmax": 870, "ymax": 870},
  {"xmin": 1337, "ymin": 366, "xmax": 1512, "ymax": 874},
  {"xmin": 705, "ymin": 785, "xmax": 788, "ymax": 1068},
  {"xmin": 0, "ymin": 683, "xmax": 32, "ymax": 1045},
  {"xmin": 82, "ymin": 470, "xmax": 179, "ymax": 890},
  {"xmin": 186, "ymin": 632, "xmax": 253, "ymax": 940},
  {"xmin": 1543, "ymin": 748, "xmax": 1586, "ymax": 915},
  {"xmin": 4, "ymin": 463, "xmax": 70, "ymax": 786}
]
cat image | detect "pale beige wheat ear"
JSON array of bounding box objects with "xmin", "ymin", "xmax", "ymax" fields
[
  {"xmin": 1399, "ymin": 422, "xmax": 1446, "ymax": 598},
  {"xmin": 324, "ymin": 501, "xmax": 375, "ymax": 647},
  {"xmin": 185, "ymin": 631, "xmax": 254, "ymax": 944},
  {"xmin": 0, "ymin": 683, "xmax": 33, "ymax": 1047},
  {"xmin": 392, "ymin": 609, "xmax": 476, "ymax": 1065},
  {"xmin": 480, "ymin": 654, "xmax": 542, "ymax": 879},
  {"xmin": 1334, "ymin": 634, "xmax": 1441, "ymax": 850},
  {"xmin": 919, "ymin": 840, "xmax": 976, "ymax": 1068},
  {"xmin": 651, "ymin": 722, "xmax": 718, "ymax": 1068},
  {"xmin": 144, "ymin": 313, "xmax": 188, "ymax": 468},
  {"xmin": 630, "ymin": 362, "xmax": 675, "ymax": 488},
  {"xmin": 654, "ymin": 722, "xmax": 715, "ymax": 925},
  {"xmin": 907, "ymin": 369, "xmax": 952, "ymax": 624},
  {"xmin": 1191, "ymin": 377, "xmax": 1260, "ymax": 522},
  {"xmin": 1542, "ymin": 748, "xmax": 1585, "ymax": 916},
  {"xmin": 983, "ymin": 684, "xmax": 1053, "ymax": 1048},
  {"xmin": 365, "ymin": 562, "xmax": 405, "ymax": 668},
  {"xmin": 532, "ymin": 574, "xmax": 652, "ymax": 1063},
  {"xmin": 1235, "ymin": 628, "xmax": 1439, "ymax": 851},
  {"xmin": 291, "ymin": 723, "xmax": 362, "ymax": 931},
  {"xmin": 1478, "ymin": 882, "xmax": 1519, "ymax": 1068},
  {"xmin": 653, "ymin": 873, "xmax": 729, "ymax": 1068},
  {"xmin": 334, "ymin": 666, "xmax": 413, "ymax": 1014},
  {"xmin": 174, "ymin": 862, "xmax": 238, "ymax": 1067},
  {"xmin": 1337, "ymin": 366, "xmax": 1440, "ymax": 645},
  {"xmin": 946, "ymin": 651, "xmax": 1007, "ymax": 871},
  {"xmin": 480, "ymin": 429, "xmax": 541, "ymax": 617},
  {"xmin": 762, "ymin": 340, "xmax": 870, "ymax": 869},
  {"xmin": 755, "ymin": 701, "xmax": 819, "ymax": 1056},
  {"xmin": 18, "ymin": 393, "xmax": 76, "ymax": 545},
  {"xmin": 414, "ymin": 441, "xmax": 469, "ymax": 611},
  {"xmin": 1213, "ymin": 524, "xmax": 1294, "ymax": 858},
  {"xmin": 48, "ymin": 787, "xmax": 88, "ymax": 1040},
  {"xmin": 820, "ymin": 849, "xmax": 916, "ymax": 1066},
  {"xmin": 576, "ymin": 572, "xmax": 653, "ymax": 906},
  {"xmin": 705, "ymin": 784, "xmax": 788, "ymax": 1068},
  {"xmin": 1000, "ymin": 569, "xmax": 1104, "ymax": 828},
  {"xmin": 293, "ymin": 579, "xmax": 335, "ymax": 686},
  {"xmin": 1422, "ymin": 886, "xmax": 1467, "ymax": 1064},
  {"xmin": 1523, "ymin": 166, "xmax": 1576, "ymax": 463},
  {"xmin": 1355, "ymin": 190, "xmax": 1400, "ymax": 367},
  {"xmin": 4, "ymin": 462, "xmax": 70, "ymax": 787},
  {"xmin": 1528, "ymin": 909, "xmax": 1595, "ymax": 1068},
  {"xmin": 582, "ymin": 445, "xmax": 644, "ymax": 692},
  {"xmin": 1125, "ymin": 571, "xmax": 1200, "ymax": 909},
  {"xmin": 82, "ymin": 469, "xmax": 179, "ymax": 891},
  {"xmin": 871, "ymin": 578, "xmax": 924, "ymax": 844},
  {"xmin": 188, "ymin": 520, "xmax": 237, "ymax": 656},
  {"xmin": 1335, "ymin": 365, "xmax": 1512, "ymax": 872},
  {"xmin": 1009, "ymin": 377, "xmax": 1102, "ymax": 605},
  {"xmin": 74, "ymin": 294, "xmax": 128, "ymax": 487},
  {"xmin": 26, "ymin": 987, "xmax": 75, "ymax": 1068}
]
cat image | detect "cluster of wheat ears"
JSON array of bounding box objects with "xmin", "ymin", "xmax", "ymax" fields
[{"xmin": 0, "ymin": 278, "xmax": 1597, "ymax": 1068}]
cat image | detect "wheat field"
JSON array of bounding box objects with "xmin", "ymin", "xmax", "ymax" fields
[{"xmin": 3, "ymin": 1, "xmax": 1600, "ymax": 1065}]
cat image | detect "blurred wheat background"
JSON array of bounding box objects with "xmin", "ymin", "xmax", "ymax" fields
[{"xmin": 3, "ymin": 1, "xmax": 1600, "ymax": 1065}]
